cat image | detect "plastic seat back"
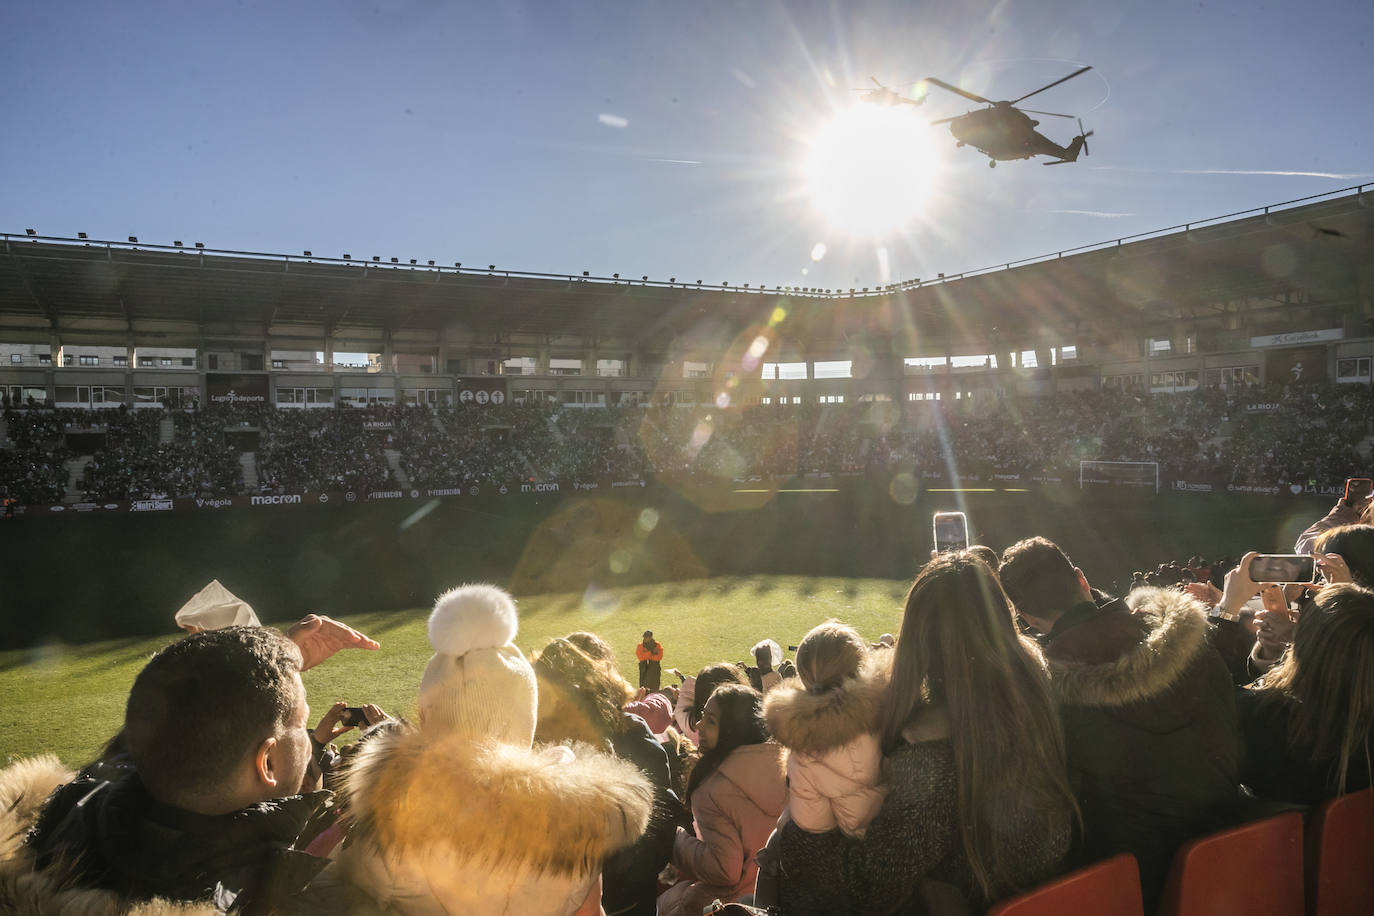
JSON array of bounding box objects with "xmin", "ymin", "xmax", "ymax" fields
[
  {"xmin": 1306, "ymin": 787, "xmax": 1374, "ymax": 916},
  {"xmin": 987, "ymin": 853, "xmax": 1144, "ymax": 916},
  {"xmin": 1156, "ymin": 811, "xmax": 1304, "ymax": 916}
]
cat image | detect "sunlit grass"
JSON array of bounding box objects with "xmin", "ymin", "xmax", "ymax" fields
[{"xmin": 0, "ymin": 575, "xmax": 910, "ymax": 767}]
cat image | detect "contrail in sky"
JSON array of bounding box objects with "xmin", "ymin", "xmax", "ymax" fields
[
  {"xmin": 1173, "ymin": 169, "xmax": 1372, "ymax": 179},
  {"xmin": 1049, "ymin": 209, "xmax": 1133, "ymax": 217},
  {"xmin": 644, "ymin": 158, "xmax": 702, "ymax": 164}
]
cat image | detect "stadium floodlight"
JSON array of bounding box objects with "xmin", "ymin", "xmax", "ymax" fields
[
  {"xmin": 583, "ymin": 270, "xmax": 589, "ymax": 276},
  {"xmin": 78, "ymin": 232, "xmax": 87, "ymax": 239},
  {"xmin": 427, "ymin": 260, "xmax": 434, "ymax": 266},
  {"xmin": 390, "ymin": 257, "xmax": 398, "ymax": 263},
  {"xmin": 194, "ymin": 242, "xmax": 204, "ymax": 248},
  {"xmin": 488, "ymin": 264, "xmax": 495, "ymax": 270},
  {"xmin": 343, "ymin": 254, "xmax": 351, "ymax": 259},
  {"xmin": 173, "ymin": 240, "xmax": 183, "ymax": 247},
  {"xmin": 128, "ymin": 236, "xmax": 138, "ymax": 243},
  {"xmin": 372, "ymin": 256, "xmax": 380, "ymax": 261},
  {"xmin": 25, "ymin": 228, "xmax": 36, "ymax": 236},
  {"xmin": 303, "ymin": 250, "xmax": 312, "ymax": 257},
  {"xmin": 642, "ymin": 275, "xmax": 648, "ymax": 281},
  {"xmin": 613, "ymin": 273, "xmax": 619, "ymax": 279},
  {"xmin": 669, "ymin": 277, "xmax": 675, "ymax": 283},
  {"xmin": 454, "ymin": 262, "xmax": 461, "ymax": 268},
  {"xmin": 696, "ymin": 280, "xmax": 702, "ymax": 284},
  {"xmin": 409, "ymin": 259, "xmax": 416, "ymax": 265},
  {"xmin": 937, "ymin": 272, "xmax": 945, "ymax": 279}
]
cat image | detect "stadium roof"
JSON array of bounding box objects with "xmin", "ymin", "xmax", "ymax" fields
[{"xmin": 2, "ymin": 185, "xmax": 1370, "ymax": 355}]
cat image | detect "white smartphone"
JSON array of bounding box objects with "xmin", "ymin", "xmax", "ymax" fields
[{"xmin": 933, "ymin": 511, "xmax": 969, "ymax": 553}]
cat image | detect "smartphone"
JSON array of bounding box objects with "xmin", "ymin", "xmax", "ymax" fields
[
  {"xmin": 933, "ymin": 511, "xmax": 969, "ymax": 553},
  {"xmin": 340, "ymin": 706, "xmax": 369, "ymax": 728},
  {"xmin": 1248, "ymin": 554, "xmax": 1316, "ymax": 585},
  {"xmin": 1345, "ymin": 478, "xmax": 1373, "ymax": 504}
]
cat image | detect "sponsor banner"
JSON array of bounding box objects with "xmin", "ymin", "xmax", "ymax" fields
[
  {"xmin": 457, "ymin": 377, "xmax": 508, "ymax": 406},
  {"xmin": 1250, "ymin": 327, "xmax": 1344, "ymax": 349},
  {"xmin": 250, "ymin": 494, "xmax": 302, "ymax": 506},
  {"xmin": 206, "ymin": 373, "xmax": 269, "ymax": 404},
  {"xmin": 362, "ymin": 421, "xmax": 394, "ymax": 431},
  {"xmin": 130, "ymin": 499, "xmax": 174, "ymax": 512},
  {"xmin": 1172, "ymin": 480, "xmax": 1215, "ymax": 493},
  {"xmin": 366, "ymin": 490, "xmax": 404, "ymax": 500},
  {"xmin": 1226, "ymin": 484, "xmax": 1283, "ymax": 496},
  {"xmin": 1244, "ymin": 402, "xmax": 1281, "ymax": 413}
]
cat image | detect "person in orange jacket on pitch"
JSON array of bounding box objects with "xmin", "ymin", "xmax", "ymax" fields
[{"xmin": 636, "ymin": 630, "xmax": 664, "ymax": 690}]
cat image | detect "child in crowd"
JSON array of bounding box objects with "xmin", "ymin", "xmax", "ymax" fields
[{"xmin": 753, "ymin": 620, "xmax": 886, "ymax": 904}]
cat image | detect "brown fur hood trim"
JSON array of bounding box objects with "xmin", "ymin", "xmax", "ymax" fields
[
  {"xmin": 340, "ymin": 725, "xmax": 653, "ymax": 876},
  {"xmin": 1046, "ymin": 587, "xmax": 1210, "ymax": 708},
  {"xmin": 0, "ymin": 757, "xmax": 212, "ymax": 915},
  {"xmin": 763, "ymin": 660, "xmax": 886, "ymax": 755}
]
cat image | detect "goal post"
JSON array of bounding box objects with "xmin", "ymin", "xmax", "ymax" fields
[{"xmin": 1079, "ymin": 460, "xmax": 1160, "ymax": 494}]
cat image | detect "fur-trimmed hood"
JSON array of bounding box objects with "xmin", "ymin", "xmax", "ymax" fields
[
  {"xmin": 0, "ymin": 756, "xmax": 214, "ymax": 916},
  {"xmin": 338, "ymin": 724, "xmax": 653, "ymax": 877},
  {"xmin": 763, "ymin": 661, "xmax": 886, "ymax": 756},
  {"xmin": 1045, "ymin": 588, "xmax": 1212, "ymax": 708}
]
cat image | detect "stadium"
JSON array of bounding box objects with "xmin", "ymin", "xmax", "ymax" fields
[{"xmin": 2, "ymin": 184, "xmax": 1372, "ymax": 646}]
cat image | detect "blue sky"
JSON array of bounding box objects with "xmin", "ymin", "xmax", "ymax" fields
[{"xmin": 3, "ymin": 0, "xmax": 1372, "ymax": 291}]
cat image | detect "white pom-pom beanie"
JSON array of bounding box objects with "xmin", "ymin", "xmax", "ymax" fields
[{"xmin": 418, "ymin": 584, "xmax": 537, "ymax": 747}]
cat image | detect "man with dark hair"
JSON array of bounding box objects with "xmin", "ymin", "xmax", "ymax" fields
[
  {"xmin": 16, "ymin": 622, "xmax": 368, "ymax": 912},
  {"xmin": 999, "ymin": 536, "xmax": 1240, "ymax": 910}
]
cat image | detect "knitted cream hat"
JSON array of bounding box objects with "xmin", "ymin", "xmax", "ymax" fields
[{"xmin": 418, "ymin": 584, "xmax": 537, "ymax": 747}]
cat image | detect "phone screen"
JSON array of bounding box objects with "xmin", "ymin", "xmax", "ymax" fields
[
  {"xmin": 933, "ymin": 512, "xmax": 969, "ymax": 553},
  {"xmin": 1248, "ymin": 554, "xmax": 1316, "ymax": 584}
]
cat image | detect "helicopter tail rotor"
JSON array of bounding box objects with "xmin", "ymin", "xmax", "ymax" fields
[{"xmin": 1077, "ymin": 118, "xmax": 1092, "ymax": 157}]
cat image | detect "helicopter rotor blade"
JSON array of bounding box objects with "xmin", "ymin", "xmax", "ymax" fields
[
  {"xmin": 1079, "ymin": 119, "xmax": 1092, "ymax": 157},
  {"xmin": 920, "ymin": 77, "xmax": 992, "ymax": 105},
  {"xmin": 1009, "ymin": 65, "xmax": 1093, "ymax": 105},
  {"xmin": 870, "ymin": 76, "xmax": 885, "ymax": 88},
  {"xmin": 929, "ymin": 115, "xmax": 962, "ymax": 126},
  {"xmin": 1018, "ymin": 108, "xmax": 1076, "ymax": 118}
]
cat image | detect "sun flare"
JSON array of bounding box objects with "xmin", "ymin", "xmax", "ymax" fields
[{"xmin": 803, "ymin": 104, "xmax": 942, "ymax": 237}]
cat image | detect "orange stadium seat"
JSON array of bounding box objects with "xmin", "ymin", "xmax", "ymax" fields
[
  {"xmin": 1305, "ymin": 787, "xmax": 1374, "ymax": 916},
  {"xmin": 1156, "ymin": 811, "xmax": 1304, "ymax": 916},
  {"xmin": 986, "ymin": 853, "xmax": 1144, "ymax": 916}
]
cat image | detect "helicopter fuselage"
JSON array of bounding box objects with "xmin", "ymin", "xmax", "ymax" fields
[{"xmin": 946, "ymin": 104, "xmax": 1075, "ymax": 162}]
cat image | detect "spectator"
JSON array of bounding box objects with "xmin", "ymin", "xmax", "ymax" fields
[
  {"xmin": 19, "ymin": 627, "xmax": 332, "ymax": 911},
  {"xmin": 1237, "ymin": 583, "xmax": 1374, "ymax": 803},
  {"xmin": 777, "ymin": 553, "xmax": 1077, "ymax": 914},
  {"xmin": 749, "ymin": 639, "xmax": 784, "ymax": 694},
  {"xmin": 307, "ymin": 585, "xmax": 652, "ymax": 916},
  {"xmin": 755, "ymin": 620, "xmax": 885, "ymax": 907},
  {"xmin": 998, "ymin": 536, "xmax": 1240, "ymax": 910},
  {"xmin": 533, "ymin": 636, "xmax": 683, "ymax": 916},
  {"xmin": 658, "ymin": 684, "xmax": 785, "ymax": 916},
  {"xmin": 636, "ymin": 630, "xmax": 664, "ymax": 690},
  {"xmin": 671, "ymin": 661, "xmax": 751, "ymax": 745}
]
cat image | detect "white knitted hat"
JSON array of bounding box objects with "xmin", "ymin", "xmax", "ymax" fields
[{"xmin": 418, "ymin": 584, "xmax": 537, "ymax": 747}]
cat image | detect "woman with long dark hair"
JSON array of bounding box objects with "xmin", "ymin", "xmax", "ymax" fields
[
  {"xmin": 778, "ymin": 552, "xmax": 1078, "ymax": 914},
  {"xmin": 1238, "ymin": 583, "xmax": 1374, "ymax": 803},
  {"xmin": 658, "ymin": 684, "xmax": 785, "ymax": 916}
]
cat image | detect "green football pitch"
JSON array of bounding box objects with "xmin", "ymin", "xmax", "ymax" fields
[{"xmin": 0, "ymin": 575, "xmax": 911, "ymax": 767}]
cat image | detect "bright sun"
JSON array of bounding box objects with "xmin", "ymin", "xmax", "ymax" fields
[{"xmin": 803, "ymin": 104, "xmax": 942, "ymax": 237}]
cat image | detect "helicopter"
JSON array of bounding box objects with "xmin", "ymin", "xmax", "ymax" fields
[
  {"xmin": 920, "ymin": 65, "xmax": 1095, "ymax": 167},
  {"xmin": 851, "ymin": 76, "xmax": 924, "ymax": 107}
]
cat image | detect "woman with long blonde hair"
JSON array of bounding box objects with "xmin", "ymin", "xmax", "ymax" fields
[{"xmin": 778, "ymin": 552, "xmax": 1078, "ymax": 914}]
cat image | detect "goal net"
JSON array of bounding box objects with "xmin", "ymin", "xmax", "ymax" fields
[{"xmin": 1079, "ymin": 460, "xmax": 1160, "ymax": 493}]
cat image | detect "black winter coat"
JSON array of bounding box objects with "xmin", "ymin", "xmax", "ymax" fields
[
  {"xmin": 1044, "ymin": 589, "xmax": 1241, "ymax": 910},
  {"xmin": 27, "ymin": 760, "xmax": 330, "ymax": 914},
  {"xmin": 1236, "ymin": 687, "xmax": 1374, "ymax": 805}
]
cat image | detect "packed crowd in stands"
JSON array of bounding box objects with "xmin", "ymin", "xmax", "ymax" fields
[
  {"xmin": 2, "ymin": 380, "xmax": 1371, "ymax": 504},
  {"xmin": 2, "ymin": 494, "xmax": 1372, "ymax": 914}
]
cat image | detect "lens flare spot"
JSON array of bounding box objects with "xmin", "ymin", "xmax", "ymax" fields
[
  {"xmin": 769, "ymin": 307, "xmax": 787, "ymax": 326},
  {"xmin": 747, "ymin": 335, "xmax": 770, "ymax": 358},
  {"xmin": 715, "ymin": 391, "xmax": 731, "ymax": 408},
  {"xmin": 687, "ymin": 419, "xmax": 714, "ymax": 457},
  {"xmin": 637, "ymin": 508, "xmax": 660, "ymax": 533},
  {"xmin": 810, "ymin": 242, "xmax": 827, "ymax": 261},
  {"xmin": 608, "ymin": 550, "xmax": 634, "ymax": 576},
  {"xmin": 583, "ymin": 583, "xmax": 621, "ymax": 614},
  {"xmin": 889, "ymin": 472, "xmax": 918, "ymax": 506}
]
